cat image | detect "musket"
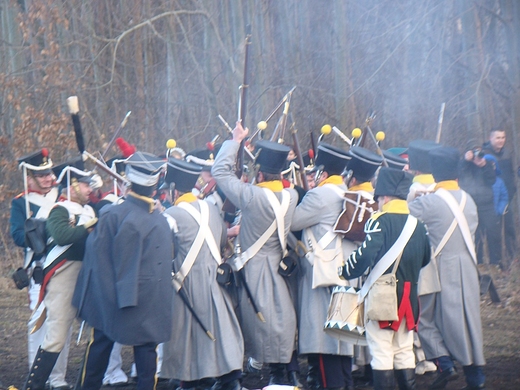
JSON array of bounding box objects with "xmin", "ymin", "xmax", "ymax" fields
[
  {"xmin": 102, "ymin": 111, "xmax": 132, "ymax": 159},
  {"xmin": 248, "ymin": 86, "xmax": 296, "ymax": 142},
  {"xmin": 290, "ymin": 121, "xmax": 309, "ymax": 191},
  {"xmin": 222, "ymin": 25, "xmax": 252, "ymax": 214},
  {"xmin": 360, "ymin": 113, "xmax": 388, "ymax": 168},
  {"xmin": 269, "ymin": 87, "xmax": 296, "ymax": 143},
  {"xmin": 66, "ymin": 96, "xmax": 130, "ymax": 186},
  {"xmin": 435, "ymin": 102, "xmax": 446, "ymax": 144},
  {"xmin": 172, "ymin": 273, "xmax": 216, "ymax": 341},
  {"xmin": 236, "ymin": 24, "xmax": 253, "ymax": 179}
]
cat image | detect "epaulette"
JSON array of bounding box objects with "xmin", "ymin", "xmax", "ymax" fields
[
  {"xmin": 14, "ymin": 192, "xmax": 26, "ymax": 199},
  {"xmin": 369, "ymin": 210, "xmax": 387, "ymax": 220}
]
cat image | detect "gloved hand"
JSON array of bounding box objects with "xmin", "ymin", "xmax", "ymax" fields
[{"xmin": 83, "ymin": 217, "xmax": 98, "ymax": 229}]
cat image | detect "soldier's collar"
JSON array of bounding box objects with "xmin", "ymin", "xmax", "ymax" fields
[
  {"xmin": 381, "ymin": 199, "xmax": 409, "ymax": 214},
  {"xmin": 434, "ymin": 180, "xmax": 459, "ymax": 191},
  {"xmin": 174, "ymin": 192, "xmax": 197, "ymax": 206},
  {"xmin": 127, "ymin": 191, "xmax": 156, "ymax": 213},
  {"xmin": 256, "ymin": 180, "xmax": 283, "ymax": 192},
  {"xmin": 348, "ymin": 181, "xmax": 374, "ymax": 192},
  {"xmin": 413, "ymin": 173, "xmax": 435, "ymax": 185},
  {"xmin": 318, "ymin": 175, "xmax": 343, "ymax": 187}
]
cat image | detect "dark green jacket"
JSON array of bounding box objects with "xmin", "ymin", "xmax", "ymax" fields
[
  {"xmin": 342, "ymin": 199, "xmax": 430, "ymax": 325},
  {"xmin": 46, "ymin": 204, "xmax": 91, "ymax": 265}
]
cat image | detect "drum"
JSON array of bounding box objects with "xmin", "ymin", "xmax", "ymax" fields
[
  {"xmin": 333, "ymin": 191, "xmax": 378, "ymax": 242},
  {"xmin": 324, "ymin": 286, "xmax": 367, "ymax": 346}
]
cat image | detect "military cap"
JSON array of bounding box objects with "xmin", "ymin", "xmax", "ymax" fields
[
  {"xmin": 52, "ymin": 156, "xmax": 93, "ymax": 186},
  {"xmin": 17, "ymin": 148, "xmax": 53, "ymax": 174},
  {"xmin": 254, "ymin": 140, "xmax": 291, "ymax": 174},
  {"xmin": 313, "ymin": 142, "xmax": 351, "ymax": 175},
  {"xmin": 374, "ymin": 167, "xmax": 414, "ymax": 202},
  {"xmin": 346, "ymin": 146, "xmax": 382, "ymax": 182},
  {"xmin": 408, "ymin": 140, "xmax": 441, "ymax": 173},
  {"xmin": 164, "ymin": 158, "xmax": 202, "ymax": 193},
  {"xmin": 429, "ymin": 147, "xmax": 460, "ymax": 182},
  {"xmin": 185, "ymin": 143, "xmax": 222, "ymax": 172},
  {"xmin": 105, "ymin": 156, "xmax": 126, "ymax": 176},
  {"xmin": 125, "ymin": 151, "xmax": 165, "ymax": 187},
  {"xmin": 382, "ymin": 150, "xmax": 408, "ymax": 170},
  {"xmin": 386, "ymin": 147, "xmax": 408, "ymax": 157}
]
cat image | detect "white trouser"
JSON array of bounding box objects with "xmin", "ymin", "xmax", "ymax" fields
[
  {"xmin": 102, "ymin": 343, "xmax": 129, "ymax": 385},
  {"xmin": 366, "ymin": 320, "xmax": 415, "ymax": 371},
  {"xmin": 28, "ymin": 280, "xmax": 71, "ymax": 387}
]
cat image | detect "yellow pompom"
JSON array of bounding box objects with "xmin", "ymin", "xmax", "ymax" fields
[
  {"xmin": 166, "ymin": 139, "xmax": 177, "ymax": 149},
  {"xmin": 351, "ymin": 128, "xmax": 362, "ymax": 138},
  {"xmin": 376, "ymin": 131, "xmax": 385, "ymax": 142},
  {"xmin": 321, "ymin": 124, "xmax": 332, "ymax": 135},
  {"xmin": 257, "ymin": 120, "xmax": 267, "ymax": 130}
]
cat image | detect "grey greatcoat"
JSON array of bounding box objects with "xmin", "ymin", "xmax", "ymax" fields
[
  {"xmin": 72, "ymin": 195, "xmax": 174, "ymax": 346},
  {"xmin": 291, "ymin": 182, "xmax": 355, "ymax": 356},
  {"xmin": 409, "ymin": 189, "xmax": 486, "ymax": 366},
  {"xmin": 211, "ymin": 140, "xmax": 298, "ymax": 364},
  {"xmin": 161, "ymin": 198, "xmax": 244, "ymax": 381}
]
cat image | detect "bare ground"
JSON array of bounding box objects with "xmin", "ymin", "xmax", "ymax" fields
[{"xmin": 0, "ymin": 263, "xmax": 519, "ymax": 390}]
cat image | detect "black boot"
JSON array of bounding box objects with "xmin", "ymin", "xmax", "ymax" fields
[
  {"xmin": 23, "ymin": 347, "xmax": 60, "ymax": 390},
  {"xmin": 288, "ymin": 371, "xmax": 303, "ymax": 388},
  {"xmin": 395, "ymin": 369, "xmax": 415, "ymax": 390},
  {"xmin": 269, "ymin": 364, "xmax": 286, "ymax": 385},
  {"xmin": 373, "ymin": 370, "xmax": 395, "ymax": 390},
  {"xmin": 307, "ymin": 362, "xmax": 321, "ymax": 390},
  {"xmin": 211, "ymin": 379, "xmax": 241, "ymax": 390}
]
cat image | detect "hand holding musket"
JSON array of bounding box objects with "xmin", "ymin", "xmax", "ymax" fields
[{"xmin": 217, "ymin": 114, "xmax": 255, "ymax": 161}]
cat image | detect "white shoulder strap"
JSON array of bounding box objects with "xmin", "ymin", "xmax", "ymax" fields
[
  {"xmin": 433, "ymin": 191, "xmax": 467, "ymax": 257},
  {"xmin": 434, "ymin": 189, "xmax": 477, "ymax": 263},
  {"xmin": 235, "ymin": 189, "xmax": 290, "ymax": 270},
  {"xmin": 358, "ymin": 215, "xmax": 418, "ymax": 302},
  {"xmin": 263, "ymin": 189, "xmax": 290, "ymax": 255},
  {"xmin": 173, "ymin": 201, "xmax": 220, "ymax": 291}
]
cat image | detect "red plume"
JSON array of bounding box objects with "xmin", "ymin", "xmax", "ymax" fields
[
  {"xmin": 115, "ymin": 137, "xmax": 136, "ymax": 158},
  {"xmin": 41, "ymin": 148, "xmax": 49, "ymax": 157},
  {"xmin": 206, "ymin": 142, "xmax": 215, "ymax": 151},
  {"xmin": 308, "ymin": 149, "xmax": 315, "ymax": 160}
]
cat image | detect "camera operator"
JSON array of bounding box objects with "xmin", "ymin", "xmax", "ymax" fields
[{"xmin": 459, "ymin": 140, "xmax": 500, "ymax": 265}]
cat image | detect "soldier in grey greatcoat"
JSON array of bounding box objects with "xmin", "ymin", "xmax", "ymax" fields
[
  {"xmin": 291, "ymin": 145, "xmax": 382, "ymax": 390},
  {"xmin": 409, "ymin": 147, "xmax": 486, "ymax": 390},
  {"xmin": 73, "ymin": 152, "xmax": 173, "ymax": 390},
  {"xmin": 160, "ymin": 158, "xmax": 244, "ymax": 390},
  {"xmin": 211, "ymin": 121, "xmax": 298, "ymax": 385}
]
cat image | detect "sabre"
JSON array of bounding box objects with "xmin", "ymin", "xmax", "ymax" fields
[
  {"xmin": 172, "ymin": 273, "xmax": 216, "ymax": 341},
  {"xmin": 102, "ymin": 111, "xmax": 132, "ymax": 159}
]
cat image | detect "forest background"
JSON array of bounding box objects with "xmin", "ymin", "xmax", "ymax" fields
[{"xmin": 1, "ymin": 0, "xmax": 520, "ymax": 272}]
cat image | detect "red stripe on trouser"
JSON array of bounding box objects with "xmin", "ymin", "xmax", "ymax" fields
[{"xmin": 319, "ymin": 354, "xmax": 327, "ymax": 388}]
